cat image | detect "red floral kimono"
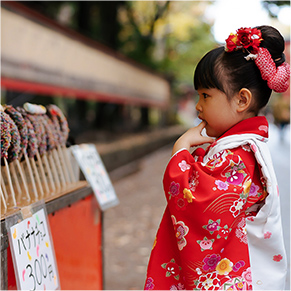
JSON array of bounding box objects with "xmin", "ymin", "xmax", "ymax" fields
[{"xmin": 144, "ymin": 116, "xmax": 286, "ymax": 290}]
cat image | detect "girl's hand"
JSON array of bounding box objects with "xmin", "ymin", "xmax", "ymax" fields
[{"xmin": 172, "ymin": 121, "xmax": 215, "ymax": 156}]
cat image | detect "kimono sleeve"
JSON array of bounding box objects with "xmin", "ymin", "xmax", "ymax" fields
[{"xmin": 163, "ymin": 147, "xmax": 265, "ymax": 218}]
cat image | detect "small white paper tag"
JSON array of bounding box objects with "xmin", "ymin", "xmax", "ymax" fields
[{"xmin": 71, "ymin": 144, "xmax": 119, "ymax": 211}]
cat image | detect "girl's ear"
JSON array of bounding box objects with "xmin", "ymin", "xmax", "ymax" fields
[{"xmin": 236, "ymin": 88, "xmax": 252, "ymax": 113}]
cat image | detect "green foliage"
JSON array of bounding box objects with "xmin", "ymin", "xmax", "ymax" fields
[
  {"xmin": 117, "ymin": 1, "xmax": 170, "ymax": 70},
  {"xmin": 158, "ymin": 22, "xmax": 216, "ymax": 86},
  {"xmin": 118, "ymin": 1, "xmax": 216, "ymax": 87}
]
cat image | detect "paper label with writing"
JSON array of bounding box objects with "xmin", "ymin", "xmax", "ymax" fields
[
  {"xmin": 71, "ymin": 144, "xmax": 119, "ymax": 211},
  {"xmin": 9, "ymin": 208, "xmax": 59, "ymax": 290}
]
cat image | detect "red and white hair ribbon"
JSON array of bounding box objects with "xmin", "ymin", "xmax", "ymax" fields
[{"xmin": 254, "ymin": 47, "xmax": 290, "ymax": 93}]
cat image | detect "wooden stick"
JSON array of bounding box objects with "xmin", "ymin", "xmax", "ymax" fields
[
  {"xmin": 31, "ymin": 158, "xmax": 44, "ymax": 198},
  {"xmin": 62, "ymin": 145, "xmax": 77, "ymax": 183},
  {"xmin": 42, "ymin": 154, "xmax": 56, "ymax": 193},
  {"xmin": 35, "ymin": 151, "xmax": 50, "ymax": 195},
  {"xmin": 0, "ymin": 186, "xmax": 7, "ymax": 210},
  {"xmin": 57, "ymin": 145, "xmax": 71, "ymax": 183},
  {"xmin": 24, "ymin": 154, "xmax": 38, "ymax": 200},
  {"xmin": 48, "ymin": 152, "xmax": 61, "ymax": 190},
  {"xmin": 52, "ymin": 149, "xmax": 66, "ymax": 188},
  {"xmin": 56, "ymin": 146, "xmax": 70, "ymax": 184},
  {"xmin": 15, "ymin": 159, "xmax": 31, "ymax": 202},
  {"xmin": 1, "ymin": 172, "xmax": 8, "ymax": 200},
  {"xmin": 3, "ymin": 158, "xmax": 17, "ymax": 206},
  {"xmin": 10, "ymin": 162, "xmax": 22, "ymax": 200}
]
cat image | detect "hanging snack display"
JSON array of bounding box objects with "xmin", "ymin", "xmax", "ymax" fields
[
  {"xmin": 0, "ymin": 103, "xmax": 83, "ymax": 218},
  {"xmin": 4, "ymin": 106, "xmax": 28, "ymax": 159}
]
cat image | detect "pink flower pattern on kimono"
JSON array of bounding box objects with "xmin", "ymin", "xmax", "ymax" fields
[
  {"xmin": 202, "ymin": 254, "xmax": 221, "ymax": 271},
  {"xmin": 225, "ymin": 160, "xmax": 246, "ymax": 185},
  {"xmin": 145, "ymin": 277, "xmax": 155, "ymax": 290},
  {"xmin": 168, "ymin": 181, "xmax": 180, "ymax": 199},
  {"xmin": 178, "ymin": 160, "xmax": 191, "ymax": 172},
  {"xmin": 170, "ymin": 283, "xmax": 185, "ymax": 290},
  {"xmin": 215, "ymin": 180, "xmax": 229, "ymax": 190},
  {"xmin": 249, "ymin": 182, "xmax": 260, "ymax": 197},
  {"xmin": 197, "ymin": 237, "xmax": 215, "ymax": 251},
  {"xmin": 171, "ymin": 215, "xmax": 189, "ymax": 250},
  {"xmin": 203, "ymin": 219, "xmax": 221, "ymax": 234},
  {"xmin": 226, "ymin": 170, "xmax": 244, "ymax": 185},
  {"xmin": 232, "ymin": 260, "xmax": 245, "ymax": 272},
  {"xmin": 242, "ymin": 267, "xmax": 252, "ymax": 285}
]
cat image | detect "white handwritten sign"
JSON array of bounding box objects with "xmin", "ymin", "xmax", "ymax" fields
[
  {"xmin": 71, "ymin": 144, "xmax": 119, "ymax": 211},
  {"xmin": 9, "ymin": 208, "xmax": 59, "ymax": 290}
]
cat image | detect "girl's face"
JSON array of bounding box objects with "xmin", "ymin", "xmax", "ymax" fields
[{"xmin": 196, "ymin": 88, "xmax": 242, "ymax": 138}]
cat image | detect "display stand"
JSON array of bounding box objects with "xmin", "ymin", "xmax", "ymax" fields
[
  {"xmin": 1, "ymin": 182, "xmax": 103, "ymax": 290},
  {"xmin": 1, "ymin": 103, "xmax": 116, "ymax": 290}
]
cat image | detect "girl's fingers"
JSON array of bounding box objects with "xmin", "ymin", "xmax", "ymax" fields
[
  {"xmin": 202, "ymin": 136, "xmax": 215, "ymax": 144},
  {"xmin": 196, "ymin": 122, "xmax": 215, "ymax": 143},
  {"xmin": 197, "ymin": 120, "xmax": 207, "ymax": 130}
]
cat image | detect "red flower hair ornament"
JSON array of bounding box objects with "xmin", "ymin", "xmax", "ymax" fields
[
  {"xmin": 225, "ymin": 27, "xmax": 290, "ymax": 93},
  {"xmin": 225, "ymin": 27, "xmax": 262, "ymax": 53}
]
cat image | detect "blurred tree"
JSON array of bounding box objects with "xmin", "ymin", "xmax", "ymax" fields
[
  {"xmin": 118, "ymin": 1, "xmax": 170, "ymax": 70},
  {"xmin": 118, "ymin": 1, "xmax": 171, "ymax": 128},
  {"xmin": 118, "ymin": 2, "xmax": 216, "ymax": 87}
]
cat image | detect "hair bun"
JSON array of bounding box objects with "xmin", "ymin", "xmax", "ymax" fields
[
  {"xmin": 274, "ymin": 53, "xmax": 286, "ymax": 66},
  {"xmin": 256, "ymin": 25, "xmax": 285, "ymax": 67}
]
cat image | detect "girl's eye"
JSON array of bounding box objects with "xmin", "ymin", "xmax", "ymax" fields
[{"xmin": 202, "ymin": 93, "xmax": 208, "ymax": 99}]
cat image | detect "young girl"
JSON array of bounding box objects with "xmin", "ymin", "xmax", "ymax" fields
[{"xmin": 144, "ymin": 25, "xmax": 290, "ymax": 290}]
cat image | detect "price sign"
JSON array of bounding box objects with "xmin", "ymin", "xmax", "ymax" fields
[
  {"xmin": 8, "ymin": 207, "xmax": 59, "ymax": 290},
  {"xmin": 71, "ymin": 144, "xmax": 119, "ymax": 211}
]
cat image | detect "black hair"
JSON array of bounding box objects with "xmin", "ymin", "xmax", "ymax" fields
[{"xmin": 194, "ymin": 25, "xmax": 286, "ymax": 113}]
